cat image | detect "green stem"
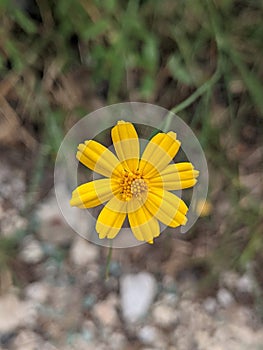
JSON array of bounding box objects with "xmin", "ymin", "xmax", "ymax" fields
[
  {"xmin": 170, "ymin": 66, "xmax": 221, "ymax": 116},
  {"xmin": 150, "ymin": 63, "xmax": 221, "ymax": 138},
  {"xmin": 105, "ymin": 243, "xmax": 113, "ymax": 279}
]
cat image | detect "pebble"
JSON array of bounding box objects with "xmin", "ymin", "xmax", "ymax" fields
[
  {"xmin": 11, "ymin": 330, "xmax": 43, "ymax": 350},
  {"xmin": 217, "ymin": 288, "xmax": 235, "ymax": 308},
  {"xmin": 162, "ymin": 275, "xmax": 177, "ymax": 294},
  {"xmin": 65, "ymin": 334, "xmax": 97, "ymax": 350},
  {"xmin": 85, "ymin": 264, "xmax": 100, "ymax": 283},
  {"xmin": 0, "ymin": 294, "xmax": 37, "ymax": 333},
  {"xmin": 152, "ymin": 304, "xmax": 179, "ymax": 328},
  {"xmin": 24, "ymin": 282, "xmax": 50, "ymax": 303},
  {"xmin": 20, "ymin": 302, "xmax": 39, "ymax": 328},
  {"xmin": 120, "ymin": 272, "xmax": 157, "ymax": 323},
  {"xmin": 161, "ymin": 293, "xmax": 178, "ymax": 306},
  {"xmin": 203, "ymin": 297, "xmax": 218, "ymax": 314},
  {"xmin": 137, "ymin": 325, "xmax": 160, "ymax": 345},
  {"xmin": 41, "ymin": 258, "xmax": 59, "ymax": 280},
  {"xmin": 42, "ymin": 343, "xmax": 59, "ymax": 350},
  {"xmin": 1, "ymin": 209, "xmax": 27, "ymax": 237},
  {"xmin": 70, "ymin": 237, "xmax": 99, "ymax": 266},
  {"xmin": 83, "ymin": 294, "xmax": 97, "ymax": 310},
  {"xmin": 220, "ymin": 271, "xmax": 239, "ymax": 291},
  {"xmin": 65, "ymin": 342, "xmax": 108, "ymax": 350},
  {"xmin": 109, "ymin": 261, "xmax": 122, "ymax": 278},
  {"xmin": 108, "ymin": 332, "xmax": 128, "ymax": 350},
  {"xmin": 82, "ymin": 320, "xmax": 97, "ymax": 342},
  {"xmin": 46, "ymin": 286, "xmax": 82, "ymax": 332},
  {"xmin": 20, "ymin": 236, "xmax": 44, "ymax": 264},
  {"xmin": 137, "ymin": 325, "xmax": 166, "ymax": 349},
  {"xmin": 236, "ymin": 274, "xmax": 254, "ymax": 294},
  {"xmin": 93, "ymin": 295, "xmax": 119, "ymax": 328}
]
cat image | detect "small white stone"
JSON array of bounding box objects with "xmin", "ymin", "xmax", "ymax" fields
[
  {"xmin": 217, "ymin": 288, "xmax": 235, "ymax": 308},
  {"xmin": 203, "ymin": 297, "xmax": 217, "ymax": 314},
  {"xmin": 24, "ymin": 282, "xmax": 50, "ymax": 303},
  {"xmin": 70, "ymin": 237, "xmax": 99, "ymax": 266},
  {"xmin": 120, "ymin": 272, "xmax": 157, "ymax": 323},
  {"xmin": 236, "ymin": 274, "xmax": 254, "ymax": 294},
  {"xmin": 137, "ymin": 325, "xmax": 159, "ymax": 345},
  {"xmin": 20, "ymin": 237, "xmax": 44, "ymax": 264},
  {"xmin": 152, "ymin": 304, "xmax": 179, "ymax": 328}
]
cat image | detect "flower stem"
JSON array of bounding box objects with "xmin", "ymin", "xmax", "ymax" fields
[
  {"xmin": 156, "ymin": 64, "xmax": 222, "ymax": 135},
  {"xmin": 171, "ymin": 66, "xmax": 221, "ymax": 114},
  {"xmin": 105, "ymin": 242, "xmax": 113, "ymax": 280}
]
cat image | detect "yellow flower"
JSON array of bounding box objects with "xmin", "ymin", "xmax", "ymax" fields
[{"xmin": 70, "ymin": 121, "xmax": 199, "ymax": 243}]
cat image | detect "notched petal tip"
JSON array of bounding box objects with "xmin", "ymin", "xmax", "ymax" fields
[
  {"xmin": 98, "ymin": 232, "xmax": 107, "ymax": 239},
  {"xmin": 182, "ymin": 215, "xmax": 188, "ymax": 225},
  {"xmin": 69, "ymin": 198, "xmax": 75, "ymax": 207},
  {"xmin": 117, "ymin": 120, "xmax": 129, "ymax": 125},
  {"xmin": 76, "ymin": 143, "xmax": 85, "ymax": 161},
  {"xmin": 167, "ymin": 131, "xmax": 177, "ymax": 140},
  {"xmin": 70, "ymin": 188, "xmax": 81, "ymax": 206},
  {"xmin": 78, "ymin": 142, "xmax": 85, "ymax": 150},
  {"xmin": 167, "ymin": 131, "xmax": 181, "ymax": 147},
  {"xmin": 193, "ymin": 170, "xmax": 199, "ymax": 178}
]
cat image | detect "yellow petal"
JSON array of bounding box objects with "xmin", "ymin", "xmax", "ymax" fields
[
  {"xmin": 104, "ymin": 195, "xmax": 128, "ymax": 213},
  {"xmin": 128, "ymin": 205, "xmax": 160, "ymax": 242},
  {"xmin": 77, "ymin": 140, "xmax": 123, "ymax": 178},
  {"xmin": 111, "ymin": 121, "xmax": 140, "ymax": 172},
  {"xmin": 70, "ymin": 179, "xmax": 118, "ymax": 208},
  {"xmin": 145, "ymin": 189, "xmax": 188, "ymax": 228},
  {"xmin": 150, "ymin": 162, "xmax": 199, "ymax": 190},
  {"xmin": 105, "ymin": 193, "xmax": 148, "ymax": 214},
  {"xmin": 139, "ymin": 132, "xmax": 181, "ymax": 178},
  {"xmin": 96, "ymin": 204, "xmax": 126, "ymax": 239}
]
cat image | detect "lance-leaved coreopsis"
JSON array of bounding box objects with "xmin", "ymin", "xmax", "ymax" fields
[{"xmin": 70, "ymin": 121, "xmax": 199, "ymax": 244}]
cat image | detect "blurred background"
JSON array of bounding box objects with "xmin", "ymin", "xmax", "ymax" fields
[{"xmin": 0, "ymin": 0, "xmax": 263, "ymax": 349}]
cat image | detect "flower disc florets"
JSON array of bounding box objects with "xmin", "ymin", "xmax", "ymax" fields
[{"xmin": 119, "ymin": 170, "xmax": 148, "ymax": 201}]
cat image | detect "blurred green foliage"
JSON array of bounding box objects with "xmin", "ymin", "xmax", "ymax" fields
[{"xmin": 1, "ymin": 0, "xmax": 262, "ymax": 110}]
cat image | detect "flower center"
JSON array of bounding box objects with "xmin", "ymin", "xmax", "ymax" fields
[{"xmin": 119, "ymin": 170, "xmax": 148, "ymax": 201}]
